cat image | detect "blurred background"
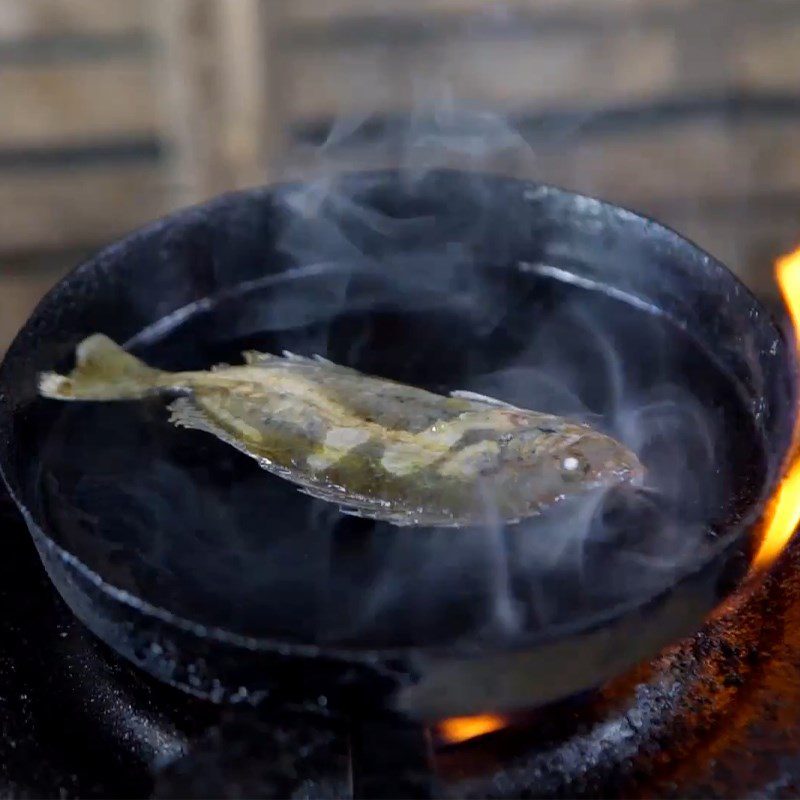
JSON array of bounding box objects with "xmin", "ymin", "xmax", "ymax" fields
[{"xmin": 2, "ymin": 0, "xmax": 800, "ymax": 353}]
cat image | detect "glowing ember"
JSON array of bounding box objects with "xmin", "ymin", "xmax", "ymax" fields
[
  {"xmin": 753, "ymin": 246, "xmax": 800, "ymax": 569},
  {"xmin": 436, "ymin": 714, "xmax": 508, "ymax": 744}
]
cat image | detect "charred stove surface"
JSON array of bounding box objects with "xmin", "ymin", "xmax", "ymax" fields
[
  {"xmin": 152, "ymin": 711, "xmax": 350, "ymax": 799},
  {"xmin": 436, "ymin": 552, "xmax": 800, "ymax": 799}
]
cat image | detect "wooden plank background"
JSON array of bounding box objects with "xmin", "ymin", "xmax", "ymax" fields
[
  {"xmin": 2, "ymin": 61, "xmax": 157, "ymax": 148},
  {"xmin": 0, "ymin": 0, "xmax": 146, "ymax": 37},
  {"xmin": 1, "ymin": 0, "xmax": 800, "ymax": 349}
]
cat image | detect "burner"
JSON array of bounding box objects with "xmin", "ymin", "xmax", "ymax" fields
[{"xmin": 4, "ymin": 483, "xmax": 800, "ymax": 799}]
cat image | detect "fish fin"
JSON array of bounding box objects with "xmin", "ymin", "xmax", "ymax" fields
[
  {"xmin": 281, "ymin": 350, "xmax": 309, "ymax": 362},
  {"xmin": 297, "ymin": 482, "xmax": 467, "ymax": 527},
  {"xmin": 279, "ymin": 350, "xmax": 335, "ymax": 365},
  {"xmin": 39, "ymin": 334, "xmax": 163, "ymax": 401},
  {"xmin": 336, "ymin": 504, "xmax": 474, "ymax": 527},
  {"xmin": 340, "ymin": 503, "xmax": 528, "ymax": 528},
  {"xmin": 295, "ymin": 483, "xmax": 412, "ymax": 523},
  {"xmin": 242, "ymin": 350, "xmax": 280, "ymax": 365},
  {"xmin": 337, "ymin": 504, "xmax": 420, "ymax": 526},
  {"xmin": 297, "ymin": 484, "xmax": 347, "ymax": 503},
  {"xmin": 450, "ymin": 389, "xmax": 520, "ymax": 409},
  {"xmin": 167, "ymin": 396, "xmax": 221, "ymax": 435},
  {"xmin": 243, "ymin": 350, "xmax": 338, "ymax": 368},
  {"xmin": 279, "ymin": 350, "xmax": 367, "ymax": 375},
  {"xmin": 167, "ymin": 396, "xmax": 280, "ymax": 463},
  {"xmin": 166, "ymin": 400, "xmax": 356, "ymax": 500}
]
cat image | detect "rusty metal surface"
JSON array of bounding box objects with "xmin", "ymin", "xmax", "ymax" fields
[{"xmin": 437, "ymin": 541, "xmax": 800, "ymax": 798}]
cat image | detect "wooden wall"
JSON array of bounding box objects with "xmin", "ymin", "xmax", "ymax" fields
[
  {"xmin": 0, "ymin": 0, "xmax": 162, "ymax": 254},
  {"xmin": 2, "ymin": 0, "xmax": 800, "ymax": 348}
]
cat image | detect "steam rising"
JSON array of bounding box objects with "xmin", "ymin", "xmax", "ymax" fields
[
  {"xmin": 38, "ymin": 33, "xmax": 746, "ymax": 653},
  {"xmin": 226, "ymin": 93, "xmax": 726, "ymax": 639}
]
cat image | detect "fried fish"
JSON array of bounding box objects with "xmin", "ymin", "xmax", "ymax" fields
[{"xmin": 39, "ymin": 334, "xmax": 644, "ymax": 526}]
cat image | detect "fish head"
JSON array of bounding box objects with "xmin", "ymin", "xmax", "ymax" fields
[
  {"xmin": 545, "ymin": 426, "xmax": 645, "ymax": 497},
  {"xmin": 504, "ymin": 422, "xmax": 645, "ymax": 509}
]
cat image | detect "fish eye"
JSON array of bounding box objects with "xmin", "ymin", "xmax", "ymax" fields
[{"xmin": 560, "ymin": 454, "xmax": 590, "ymax": 481}]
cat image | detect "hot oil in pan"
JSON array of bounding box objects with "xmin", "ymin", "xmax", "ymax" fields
[{"xmin": 33, "ymin": 265, "xmax": 766, "ymax": 649}]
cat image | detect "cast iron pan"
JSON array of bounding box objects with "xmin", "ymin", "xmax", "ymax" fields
[{"xmin": 0, "ymin": 170, "xmax": 794, "ymax": 721}]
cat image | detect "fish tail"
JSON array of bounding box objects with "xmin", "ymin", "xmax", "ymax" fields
[{"xmin": 38, "ymin": 334, "xmax": 167, "ymax": 401}]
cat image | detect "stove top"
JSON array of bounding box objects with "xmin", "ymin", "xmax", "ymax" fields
[{"xmin": 3, "ymin": 487, "xmax": 800, "ymax": 799}]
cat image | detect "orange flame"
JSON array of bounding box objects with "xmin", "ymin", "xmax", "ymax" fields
[
  {"xmin": 436, "ymin": 714, "xmax": 508, "ymax": 744},
  {"xmin": 752, "ymin": 246, "xmax": 800, "ymax": 569}
]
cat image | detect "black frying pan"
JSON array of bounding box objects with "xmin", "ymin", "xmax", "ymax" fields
[{"xmin": 0, "ymin": 170, "xmax": 794, "ymax": 721}]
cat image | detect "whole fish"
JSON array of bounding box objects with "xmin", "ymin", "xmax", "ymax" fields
[{"xmin": 39, "ymin": 334, "xmax": 644, "ymax": 526}]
